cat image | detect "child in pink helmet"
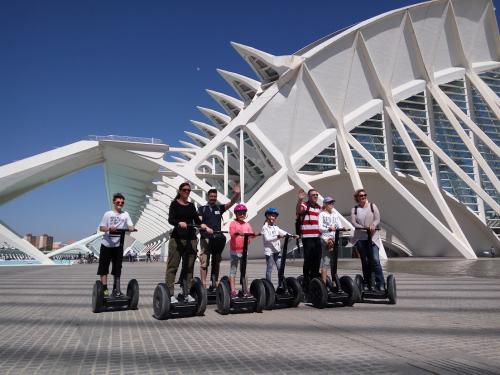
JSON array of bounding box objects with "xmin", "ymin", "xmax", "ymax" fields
[{"xmin": 228, "ymin": 203, "xmax": 256, "ymax": 297}]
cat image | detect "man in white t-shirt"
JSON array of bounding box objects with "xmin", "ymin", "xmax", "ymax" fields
[{"xmin": 98, "ymin": 193, "xmax": 135, "ymax": 297}]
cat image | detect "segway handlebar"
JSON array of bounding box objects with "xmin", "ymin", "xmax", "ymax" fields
[
  {"xmin": 109, "ymin": 228, "xmax": 137, "ymax": 234},
  {"xmin": 182, "ymin": 224, "xmax": 228, "ymax": 234},
  {"xmin": 236, "ymin": 233, "xmax": 261, "ymax": 237}
]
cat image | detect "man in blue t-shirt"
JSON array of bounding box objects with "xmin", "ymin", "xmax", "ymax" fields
[{"xmin": 198, "ymin": 185, "xmax": 240, "ymax": 288}]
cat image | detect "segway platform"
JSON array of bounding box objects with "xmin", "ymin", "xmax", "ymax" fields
[
  {"xmin": 304, "ymin": 229, "xmax": 357, "ymax": 309},
  {"xmin": 92, "ymin": 279, "xmax": 139, "ymax": 313},
  {"xmin": 152, "ymin": 277, "xmax": 207, "ymax": 320},
  {"xmin": 355, "ymin": 274, "xmax": 397, "ymax": 304},
  {"xmin": 216, "ymin": 234, "xmax": 265, "ymax": 315},
  {"xmin": 261, "ymin": 234, "xmax": 303, "ymax": 310}
]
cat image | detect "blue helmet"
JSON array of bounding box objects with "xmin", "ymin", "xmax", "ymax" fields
[{"xmin": 265, "ymin": 207, "xmax": 279, "ymax": 217}]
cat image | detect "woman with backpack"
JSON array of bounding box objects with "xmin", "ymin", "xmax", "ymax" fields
[{"xmin": 350, "ymin": 188, "xmax": 385, "ymax": 291}]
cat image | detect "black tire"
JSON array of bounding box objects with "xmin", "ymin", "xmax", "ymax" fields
[
  {"xmin": 250, "ymin": 279, "xmax": 265, "ymax": 313},
  {"xmin": 92, "ymin": 280, "xmax": 104, "ymax": 313},
  {"xmin": 191, "ymin": 277, "xmax": 207, "ymax": 316},
  {"xmin": 260, "ymin": 278, "xmax": 276, "ymax": 310},
  {"xmin": 354, "ymin": 274, "xmax": 364, "ymax": 302},
  {"xmin": 387, "ymin": 274, "xmax": 397, "ymax": 305},
  {"xmin": 309, "ymin": 278, "xmax": 327, "ymax": 308},
  {"xmin": 339, "ymin": 276, "xmax": 356, "ymax": 307},
  {"xmin": 285, "ymin": 277, "xmax": 303, "ymax": 307},
  {"xmin": 216, "ymin": 280, "xmax": 230, "ymax": 315},
  {"xmin": 127, "ymin": 279, "xmax": 139, "ymax": 310},
  {"xmin": 153, "ymin": 283, "xmax": 170, "ymax": 320}
]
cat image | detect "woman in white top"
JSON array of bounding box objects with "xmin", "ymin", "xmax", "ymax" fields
[
  {"xmin": 318, "ymin": 197, "xmax": 343, "ymax": 284},
  {"xmin": 261, "ymin": 208, "xmax": 288, "ymax": 283},
  {"xmin": 350, "ymin": 188, "xmax": 385, "ymax": 290}
]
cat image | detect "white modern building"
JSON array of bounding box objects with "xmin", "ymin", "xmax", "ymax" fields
[{"xmin": 1, "ymin": 0, "xmax": 499, "ymax": 262}]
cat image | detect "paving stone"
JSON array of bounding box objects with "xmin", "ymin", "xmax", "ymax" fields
[{"xmin": 0, "ymin": 260, "xmax": 499, "ymax": 374}]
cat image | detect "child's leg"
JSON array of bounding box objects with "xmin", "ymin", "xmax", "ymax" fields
[
  {"xmin": 265, "ymin": 255, "xmax": 273, "ymax": 282},
  {"xmin": 97, "ymin": 245, "xmax": 112, "ymax": 289},
  {"xmin": 229, "ymin": 254, "xmax": 239, "ymax": 293}
]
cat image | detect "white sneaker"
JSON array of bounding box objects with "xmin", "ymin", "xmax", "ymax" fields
[
  {"xmin": 186, "ymin": 295, "xmax": 196, "ymax": 303},
  {"xmin": 170, "ymin": 296, "xmax": 178, "ymax": 304}
]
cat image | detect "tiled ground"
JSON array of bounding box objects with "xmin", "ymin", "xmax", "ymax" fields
[{"xmin": 1, "ymin": 259, "xmax": 499, "ymax": 374}]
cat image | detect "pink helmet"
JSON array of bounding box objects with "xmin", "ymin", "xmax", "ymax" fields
[{"xmin": 234, "ymin": 203, "xmax": 247, "ymax": 213}]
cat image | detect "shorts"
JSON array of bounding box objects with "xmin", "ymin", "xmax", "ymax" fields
[
  {"xmin": 320, "ymin": 238, "xmax": 333, "ymax": 269},
  {"xmin": 97, "ymin": 244, "xmax": 123, "ymax": 277},
  {"xmin": 229, "ymin": 252, "xmax": 242, "ymax": 276},
  {"xmin": 199, "ymin": 236, "xmax": 226, "ymax": 268}
]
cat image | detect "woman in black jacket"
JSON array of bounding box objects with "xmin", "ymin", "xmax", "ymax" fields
[{"xmin": 166, "ymin": 182, "xmax": 205, "ymax": 303}]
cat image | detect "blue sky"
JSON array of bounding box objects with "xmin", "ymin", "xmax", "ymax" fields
[{"xmin": 1, "ymin": 0, "xmax": 498, "ymax": 242}]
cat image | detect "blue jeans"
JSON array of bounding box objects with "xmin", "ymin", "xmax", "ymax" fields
[
  {"xmin": 265, "ymin": 253, "xmax": 281, "ymax": 282},
  {"xmin": 356, "ymin": 240, "xmax": 384, "ymax": 288}
]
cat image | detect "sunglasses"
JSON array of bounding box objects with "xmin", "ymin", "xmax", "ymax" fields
[
  {"xmin": 358, "ymin": 194, "xmax": 367, "ymax": 198},
  {"xmin": 235, "ymin": 211, "xmax": 247, "ymax": 214},
  {"xmin": 114, "ymin": 201, "xmax": 124, "ymax": 205},
  {"xmin": 310, "ymin": 194, "xmax": 319, "ymax": 197},
  {"xmin": 181, "ymin": 188, "xmax": 191, "ymax": 192}
]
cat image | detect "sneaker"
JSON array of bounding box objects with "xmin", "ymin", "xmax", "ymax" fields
[
  {"xmin": 243, "ymin": 291, "xmax": 252, "ymax": 298},
  {"xmin": 186, "ymin": 295, "xmax": 196, "ymax": 303},
  {"xmin": 375, "ymin": 284, "xmax": 385, "ymax": 292},
  {"xmin": 230, "ymin": 290, "xmax": 238, "ymax": 298},
  {"xmin": 170, "ymin": 296, "xmax": 178, "ymax": 304},
  {"xmin": 112, "ymin": 289, "xmax": 124, "ymax": 298},
  {"xmin": 103, "ymin": 289, "xmax": 110, "ymax": 297}
]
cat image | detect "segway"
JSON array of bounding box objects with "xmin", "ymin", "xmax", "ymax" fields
[
  {"xmin": 153, "ymin": 235, "xmax": 207, "ymax": 320},
  {"xmin": 300, "ymin": 229, "xmax": 357, "ymax": 309},
  {"xmin": 261, "ymin": 233, "xmax": 303, "ymax": 310},
  {"xmin": 354, "ymin": 228, "xmax": 397, "ymax": 304},
  {"xmin": 92, "ymin": 229, "xmax": 139, "ymax": 313},
  {"xmin": 216, "ymin": 233, "xmax": 265, "ymax": 315}
]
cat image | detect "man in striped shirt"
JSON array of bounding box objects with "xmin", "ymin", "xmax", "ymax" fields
[{"xmin": 296, "ymin": 188, "xmax": 322, "ymax": 290}]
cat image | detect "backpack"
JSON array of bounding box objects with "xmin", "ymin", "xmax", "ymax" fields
[
  {"xmin": 354, "ymin": 202, "xmax": 374, "ymax": 216},
  {"xmin": 295, "ymin": 202, "xmax": 311, "ymax": 236}
]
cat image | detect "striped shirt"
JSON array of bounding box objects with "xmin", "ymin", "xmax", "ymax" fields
[{"xmin": 300, "ymin": 202, "xmax": 321, "ymax": 238}]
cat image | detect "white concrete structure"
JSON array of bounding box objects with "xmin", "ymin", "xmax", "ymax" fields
[{"xmin": 1, "ymin": 0, "xmax": 499, "ymax": 261}]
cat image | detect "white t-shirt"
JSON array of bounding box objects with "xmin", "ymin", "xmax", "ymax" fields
[
  {"xmin": 318, "ymin": 211, "xmax": 343, "ymax": 242},
  {"xmin": 261, "ymin": 222, "xmax": 288, "ymax": 256},
  {"xmin": 99, "ymin": 211, "xmax": 133, "ymax": 248}
]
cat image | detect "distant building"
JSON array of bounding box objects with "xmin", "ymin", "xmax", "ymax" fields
[{"xmin": 24, "ymin": 233, "xmax": 54, "ymax": 251}]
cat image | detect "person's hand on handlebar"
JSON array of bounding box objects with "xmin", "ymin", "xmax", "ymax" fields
[
  {"xmin": 178, "ymin": 222, "xmax": 187, "ymax": 229},
  {"xmin": 204, "ymin": 225, "xmax": 214, "ymax": 235}
]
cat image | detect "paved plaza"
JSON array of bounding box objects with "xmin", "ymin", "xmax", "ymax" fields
[{"xmin": 1, "ymin": 259, "xmax": 500, "ymax": 374}]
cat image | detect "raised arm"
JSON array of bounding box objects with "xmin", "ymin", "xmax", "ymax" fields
[
  {"xmin": 296, "ymin": 189, "xmax": 306, "ymax": 216},
  {"xmin": 224, "ymin": 183, "xmax": 241, "ymax": 211}
]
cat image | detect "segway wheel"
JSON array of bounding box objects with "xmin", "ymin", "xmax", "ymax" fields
[
  {"xmin": 250, "ymin": 279, "xmax": 265, "ymax": 313},
  {"xmin": 260, "ymin": 278, "xmax": 276, "ymax": 310},
  {"xmin": 126, "ymin": 279, "xmax": 139, "ymax": 310},
  {"xmin": 191, "ymin": 277, "xmax": 207, "ymax": 316},
  {"xmin": 309, "ymin": 278, "xmax": 327, "ymax": 308},
  {"xmin": 354, "ymin": 274, "xmax": 364, "ymax": 302},
  {"xmin": 92, "ymin": 280, "xmax": 104, "ymax": 313},
  {"xmin": 387, "ymin": 274, "xmax": 397, "ymax": 305},
  {"xmin": 153, "ymin": 283, "xmax": 170, "ymax": 320},
  {"xmin": 216, "ymin": 280, "xmax": 230, "ymax": 315},
  {"xmin": 339, "ymin": 276, "xmax": 356, "ymax": 307},
  {"xmin": 285, "ymin": 277, "xmax": 303, "ymax": 307}
]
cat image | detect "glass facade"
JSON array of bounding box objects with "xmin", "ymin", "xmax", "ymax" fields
[
  {"xmin": 470, "ymin": 82, "xmax": 500, "ymax": 225},
  {"xmin": 300, "ymin": 142, "xmax": 337, "ymax": 172},
  {"xmin": 350, "ymin": 113, "xmax": 386, "ymax": 167},
  {"xmin": 393, "ymin": 92, "xmax": 432, "ymax": 177},
  {"xmin": 433, "ymin": 79, "xmax": 478, "ymax": 213}
]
